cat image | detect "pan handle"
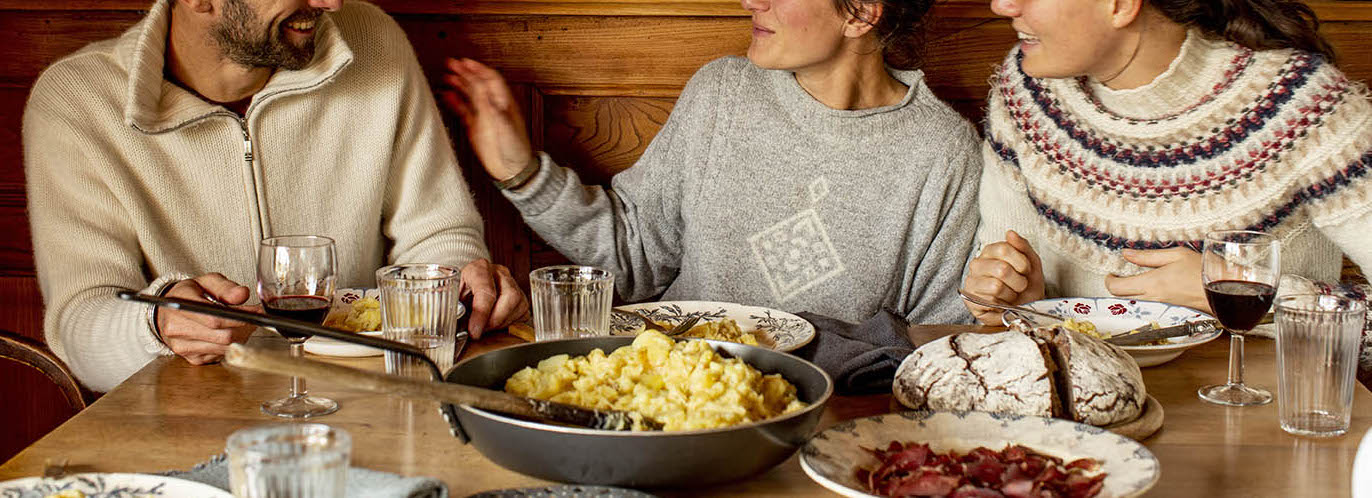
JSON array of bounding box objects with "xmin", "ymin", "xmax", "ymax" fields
[{"xmin": 118, "ymin": 289, "xmax": 471, "ymax": 442}]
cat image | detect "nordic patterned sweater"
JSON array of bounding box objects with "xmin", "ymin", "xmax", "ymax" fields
[
  {"xmin": 978, "ymin": 31, "xmax": 1372, "ymax": 299},
  {"xmin": 504, "ymin": 56, "xmax": 983, "ymax": 324}
]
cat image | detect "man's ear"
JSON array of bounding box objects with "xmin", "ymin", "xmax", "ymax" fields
[
  {"xmin": 842, "ymin": 1, "xmax": 882, "ymax": 39},
  {"xmin": 177, "ymin": 0, "xmax": 215, "ymax": 14},
  {"xmin": 1107, "ymin": 0, "xmax": 1144, "ymax": 29}
]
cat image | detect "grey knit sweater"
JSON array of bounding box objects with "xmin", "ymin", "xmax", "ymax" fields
[{"xmin": 504, "ymin": 56, "xmax": 981, "ymax": 324}]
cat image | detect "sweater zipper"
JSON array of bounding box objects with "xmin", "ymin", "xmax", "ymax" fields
[{"xmin": 236, "ymin": 117, "xmax": 270, "ymax": 242}]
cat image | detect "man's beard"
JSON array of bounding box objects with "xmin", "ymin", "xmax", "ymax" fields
[{"xmin": 211, "ymin": 0, "xmax": 319, "ymax": 70}]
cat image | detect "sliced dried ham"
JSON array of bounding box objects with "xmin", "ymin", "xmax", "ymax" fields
[{"xmin": 859, "ymin": 442, "xmax": 1105, "ymax": 498}]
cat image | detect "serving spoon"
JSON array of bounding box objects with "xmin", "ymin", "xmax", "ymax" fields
[{"xmin": 957, "ymin": 289, "xmax": 1065, "ymax": 323}]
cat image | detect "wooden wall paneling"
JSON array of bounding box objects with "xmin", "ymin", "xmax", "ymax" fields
[
  {"xmin": 541, "ymin": 95, "xmax": 675, "ymax": 182},
  {"xmin": 397, "ymin": 15, "xmax": 751, "ymax": 94},
  {"xmin": 1324, "ymin": 22, "xmax": 1372, "ymax": 84},
  {"xmin": 0, "ymin": 11, "xmax": 143, "ymax": 87}
]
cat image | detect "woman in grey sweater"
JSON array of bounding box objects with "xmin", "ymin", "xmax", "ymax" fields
[{"xmin": 441, "ymin": 0, "xmax": 981, "ymax": 324}]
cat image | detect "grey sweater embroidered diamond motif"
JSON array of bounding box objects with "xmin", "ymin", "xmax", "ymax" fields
[{"xmin": 504, "ymin": 56, "xmax": 982, "ymax": 324}]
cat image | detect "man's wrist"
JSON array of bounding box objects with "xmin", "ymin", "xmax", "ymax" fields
[
  {"xmin": 146, "ymin": 278, "xmax": 182, "ymax": 347},
  {"xmin": 494, "ymin": 154, "xmax": 540, "ymax": 191}
]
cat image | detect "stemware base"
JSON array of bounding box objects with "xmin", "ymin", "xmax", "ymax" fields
[
  {"xmin": 261, "ymin": 395, "xmax": 339, "ymax": 418},
  {"xmin": 1198, "ymin": 382, "xmax": 1272, "ymax": 406}
]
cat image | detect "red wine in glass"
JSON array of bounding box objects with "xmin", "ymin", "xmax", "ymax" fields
[
  {"xmin": 263, "ymin": 295, "xmax": 331, "ymax": 340},
  {"xmin": 1204, "ymin": 280, "xmax": 1277, "ymax": 332}
]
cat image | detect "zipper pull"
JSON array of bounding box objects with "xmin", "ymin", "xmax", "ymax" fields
[{"xmin": 243, "ymin": 138, "xmax": 254, "ymax": 163}]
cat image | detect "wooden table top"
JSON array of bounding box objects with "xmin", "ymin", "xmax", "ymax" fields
[{"xmin": 3, "ymin": 326, "xmax": 1369, "ymax": 497}]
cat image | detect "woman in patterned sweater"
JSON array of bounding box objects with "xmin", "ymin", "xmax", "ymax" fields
[{"xmin": 963, "ymin": 0, "xmax": 1372, "ymax": 327}]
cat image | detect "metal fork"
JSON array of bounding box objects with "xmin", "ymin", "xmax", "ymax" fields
[{"xmin": 666, "ymin": 314, "xmax": 702, "ymax": 337}]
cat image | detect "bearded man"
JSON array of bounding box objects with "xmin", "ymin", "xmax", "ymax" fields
[{"xmin": 23, "ymin": 0, "xmax": 526, "ymax": 393}]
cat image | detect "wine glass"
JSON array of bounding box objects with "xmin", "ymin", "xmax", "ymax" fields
[
  {"xmin": 257, "ymin": 235, "xmax": 338, "ymax": 418},
  {"xmin": 1198, "ymin": 230, "xmax": 1280, "ymax": 406}
]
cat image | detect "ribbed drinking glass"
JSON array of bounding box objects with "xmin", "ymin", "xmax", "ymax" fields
[{"xmin": 227, "ymin": 424, "xmax": 350, "ymax": 498}]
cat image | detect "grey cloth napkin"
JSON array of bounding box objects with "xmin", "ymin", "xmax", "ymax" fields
[
  {"xmin": 793, "ymin": 311, "xmax": 918, "ymax": 395},
  {"xmin": 162, "ymin": 453, "xmax": 447, "ymax": 498}
]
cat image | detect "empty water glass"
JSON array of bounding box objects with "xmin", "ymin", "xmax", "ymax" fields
[
  {"xmin": 377, "ymin": 264, "xmax": 466, "ymax": 378},
  {"xmin": 530, "ymin": 266, "xmax": 614, "ymax": 341},
  {"xmin": 1276, "ymin": 294, "xmax": 1366, "ymax": 437},
  {"xmin": 227, "ymin": 424, "xmax": 350, "ymax": 498}
]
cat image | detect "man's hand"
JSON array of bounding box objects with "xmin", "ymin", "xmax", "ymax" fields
[
  {"xmin": 156, "ymin": 273, "xmax": 260, "ymax": 365},
  {"xmin": 439, "ymin": 58, "xmax": 537, "ymax": 182},
  {"xmin": 460, "ymin": 259, "xmax": 529, "ymax": 339},
  {"xmin": 962, "ymin": 230, "xmax": 1046, "ymax": 325},
  {"xmin": 1105, "ymin": 247, "xmax": 1210, "ymax": 313}
]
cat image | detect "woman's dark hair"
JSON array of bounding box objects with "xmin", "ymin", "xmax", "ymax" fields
[
  {"xmin": 1150, "ymin": 0, "xmax": 1337, "ymax": 63},
  {"xmin": 833, "ymin": 0, "xmax": 937, "ymax": 70}
]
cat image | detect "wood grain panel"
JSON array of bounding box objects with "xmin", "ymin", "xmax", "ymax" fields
[
  {"xmin": 542, "ymin": 95, "xmax": 674, "ymax": 183},
  {"xmin": 4, "ymin": 0, "xmax": 1371, "ymax": 21},
  {"xmin": 0, "ymin": 11, "xmax": 142, "ymax": 87},
  {"xmin": 396, "ymin": 15, "xmax": 750, "ymax": 92},
  {"xmin": 1325, "ymin": 22, "xmax": 1372, "ymax": 83}
]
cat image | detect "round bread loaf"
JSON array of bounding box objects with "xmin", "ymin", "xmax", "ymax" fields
[
  {"xmin": 1037, "ymin": 326, "xmax": 1146, "ymax": 426},
  {"xmin": 892, "ymin": 326, "xmax": 1147, "ymax": 427},
  {"xmin": 892, "ymin": 331, "xmax": 1052, "ymax": 417}
]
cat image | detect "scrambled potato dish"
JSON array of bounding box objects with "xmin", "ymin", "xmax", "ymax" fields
[
  {"xmin": 668, "ymin": 318, "xmax": 758, "ymax": 346},
  {"xmin": 324, "ymin": 296, "xmax": 381, "ymax": 332},
  {"xmin": 1062, "ymin": 318, "xmax": 1168, "ymax": 345},
  {"xmin": 1061, "ymin": 318, "xmax": 1103, "ymax": 339},
  {"xmin": 505, "ymin": 330, "xmax": 805, "ymax": 431}
]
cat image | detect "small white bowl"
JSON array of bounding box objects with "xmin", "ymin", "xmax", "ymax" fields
[{"xmin": 1003, "ymin": 297, "xmax": 1223, "ymax": 367}]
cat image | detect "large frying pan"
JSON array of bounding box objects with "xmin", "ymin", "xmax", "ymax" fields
[
  {"xmin": 446, "ymin": 337, "xmax": 833, "ymax": 487},
  {"xmin": 124, "ymin": 292, "xmax": 834, "ymax": 488}
]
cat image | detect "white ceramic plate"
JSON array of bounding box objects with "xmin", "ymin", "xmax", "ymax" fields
[
  {"xmin": 1003, "ymin": 297, "xmax": 1223, "ymax": 367},
  {"xmin": 800, "ymin": 411, "xmax": 1160, "ymax": 498},
  {"xmin": 609, "ymin": 301, "xmax": 815, "ymax": 352},
  {"xmin": 304, "ymin": 288, "xmax": 382, "ymax": 357},
  {"xmin": 0, "ymin": 473, "xmax": 231, "ymax": 497}
]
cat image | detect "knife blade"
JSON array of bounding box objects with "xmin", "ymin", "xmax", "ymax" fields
[{"xmin": 1104, "ymin": 320, "xmax": 1218, "ymax": 346}]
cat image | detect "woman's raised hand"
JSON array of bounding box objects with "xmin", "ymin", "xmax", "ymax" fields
[
  {"xmin": 439, "ymin": 58, "xmax": 537, "ymax": 181},
  {"xmin": 962, "ymin": 230, "xmax": 1046, "ymax": 325}
]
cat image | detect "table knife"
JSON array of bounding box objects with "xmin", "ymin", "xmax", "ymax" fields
[{"xmin": 1104, "ymin": 321, "xmax": 1218, "ymax": 346}]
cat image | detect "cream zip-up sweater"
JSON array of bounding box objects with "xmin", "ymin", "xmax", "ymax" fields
[{"xmin": 23, "ymin": 0, "xmax": 488, "ymax": 392}]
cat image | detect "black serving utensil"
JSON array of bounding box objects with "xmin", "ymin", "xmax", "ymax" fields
[
  {"xmin": 117, "ymin": 290, "xmax": 473, "ymax": 442},
  {"xmin": 118, "ymin": 290, "xmax": 660, "ymax": 433}
]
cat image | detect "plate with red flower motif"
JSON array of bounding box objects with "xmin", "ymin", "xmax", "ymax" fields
[{"xmin": 1002, "ymin": 297, "xmax": 1222, "ymax": 367}]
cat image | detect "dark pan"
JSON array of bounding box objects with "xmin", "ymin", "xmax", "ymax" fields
[{"xmin": 445, "ymin": 336, "xmax": 833, "ymax": 488}]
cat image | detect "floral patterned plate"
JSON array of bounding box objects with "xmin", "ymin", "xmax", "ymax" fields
[
  {"xmin": 800, "ymin": 411, "xmax": 1160, "ymax": 498},
  {"xmin": 0, "ymin": 473, "xmax": 230, "ymax": 497},
  {"xmin": 1004, "ymin": 297, "xmax": 1223, "ymax": 367},
  {"xmin": 610, "ymin": 301, "xmax": 815, "ymax": 352}
]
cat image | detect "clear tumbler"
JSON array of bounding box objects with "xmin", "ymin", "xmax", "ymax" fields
[
  {"xmin": 377, "ymin": 264, "xmax": 466, "ymax": 377},
  {"xmin": 227, "ymin": 424, "xmax": 350, "ymax": 498},
  {"xmin": 1276, "ymin": 294, "xmax": 1366, "ymax": 437},
  {"xmin": 530, "ymin": 265, "xmax": 614, "ymax": 341}
]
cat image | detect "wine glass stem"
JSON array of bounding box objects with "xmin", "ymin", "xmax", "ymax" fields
[
  {"xmin": 290, "ymin": 341, "xmax": 307, "ymax": 398},
  {"xmin": 1226, "ymin": 332, "xmax": 1246, "ymax": 386}
]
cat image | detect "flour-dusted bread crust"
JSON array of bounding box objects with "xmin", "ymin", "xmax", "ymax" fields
[
  {"xmin": 1036, "ymin": 327, "xmax": 1147, "ymax": 426},
  {"xmin": 892, "ymin": 331, "xmax": 1052, "ymax": 417}
]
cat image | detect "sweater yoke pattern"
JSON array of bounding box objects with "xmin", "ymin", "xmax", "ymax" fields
[{"xmin": 986, "ymin": 37, "xmax": 1372, "ymax": 255}]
